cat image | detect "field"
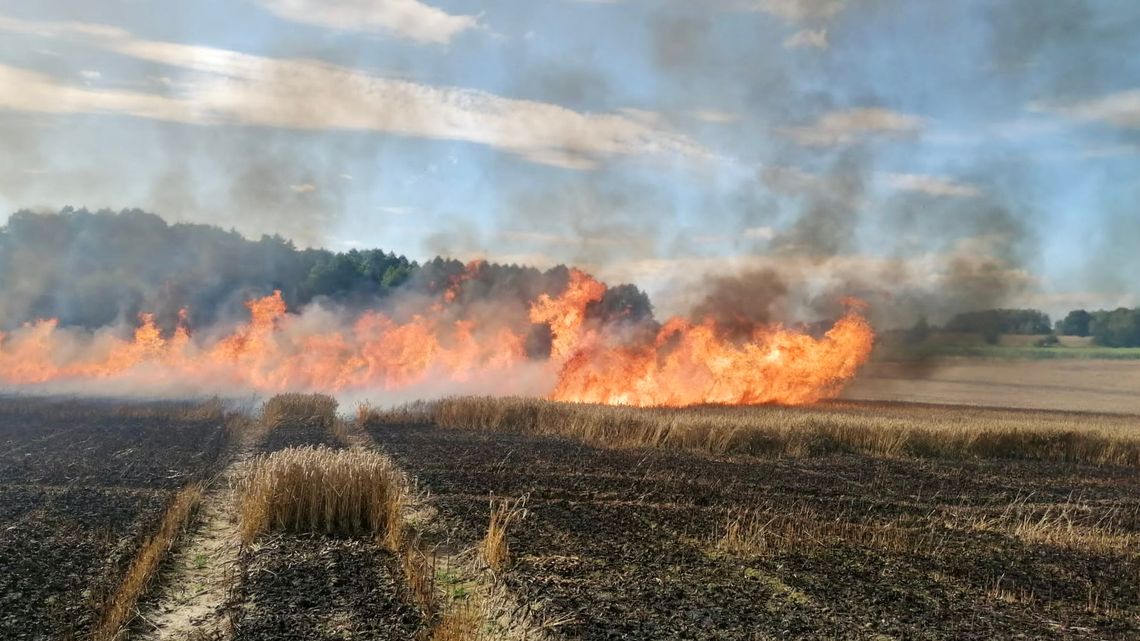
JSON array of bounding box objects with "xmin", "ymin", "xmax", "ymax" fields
[
  {"xmin": 367, "ymin": 420, "xmax": 1140, "ymax": 640},
  {"xmin": 847, "ymin": 359, "xmax": 1140, "ymax": 413},
  {"xmin": 2, "ymin": 374, "xmax": 1139, "ymax": 640},
  {"xmin": 0, "ymin": 398, "xmax": 226, "ymax": 641}
]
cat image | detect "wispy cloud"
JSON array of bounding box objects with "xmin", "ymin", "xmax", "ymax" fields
[
  {"xmin": 1029, "ymin": 89, "xmax": 1140, "ymax": 129},
  {"xmin": 743, "ymin": 226, "xmax": 776, "ymax": 240},
  {"xmin": 785, "ymin": 107, "xmax": 924, "ymax": 147},
  {"xmin": 254, "ymin": 0, "xmax": 479, "ymax": 44},
  {"xmin": 1081, "ymin": 143, "xmax": 1140, "ymax": 158},
  {"xmin": 691, "ymin": 109, "xmax": 741, "ymax": 124},
  {"xmin": 736, "ymin": 0, "xmax": 846, "ymax": 23},
  {"xmin": 0, "ymin": 15, "xmax": 709, "ymax": 171},
  {"xmin": 883, "ymin": 173, "xmax": 981, "ymax": 198},
  {"xmin": 783, "ymin": 28, "xmax": 828, "ymax": 49}
]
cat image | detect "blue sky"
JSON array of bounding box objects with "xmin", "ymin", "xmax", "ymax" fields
[{"xmin": 0, "ymin": 0, "xmax": 1138, "ymax": 322}]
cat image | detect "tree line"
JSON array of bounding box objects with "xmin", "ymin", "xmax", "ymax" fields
[
  {"xmin": 0, "ymin": 208, "xmax": 652, "ymax": 332},
  {"xmin": 926, "ymin": 307, "xmax": 1140, "ymax": 348}
]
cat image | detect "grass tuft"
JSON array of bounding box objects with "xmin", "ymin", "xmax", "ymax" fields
[{"xmin": 480, "ymin": 496, "xmax": 527, "ymax": 573}]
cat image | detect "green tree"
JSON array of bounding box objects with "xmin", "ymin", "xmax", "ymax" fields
[{"xmin": 1058, "ymin": 309, "xmax": 1092, "ymax": 337}]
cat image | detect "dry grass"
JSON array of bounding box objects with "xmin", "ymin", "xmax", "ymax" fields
[
  {"xmin": 430, "ymin": 605, "xmax": 484, "ymax": 641},
  {"xmin": 92, "ymin": 483, "xmax": 204, "ymax": 641},
  {"xmin": 480, "ymin": 497, "xmax": 528, "ymax": 573},
  {"xmin": 957, "ymin": 494, "xmax": 1140, "ymax": 555},
  {"xmin": 363, "ymin": 397, "xmax": 1140, "ymax": 466},
  {"xmin": 236, "ymin": 446, "xmax": 404, "ymax": 544},
  {"xmin": 391, "ymin": 524, "xmax": 438, "ymax": 618},
  {"xmin": 713, "ymin": 506, "xmax": 939, "ymax": 558},
  {"xmin": 261, "ymin": 393, "xmax": 337, "ymax": 430}
]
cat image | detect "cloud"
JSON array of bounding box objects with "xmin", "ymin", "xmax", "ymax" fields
[
  {"xmin": 691, "ymin": 109, "xmax": 741, "ymax": 124},
  {"xmin": 883, "ymin": 173, "xmax": 981, "ymax": 198},
  {"xmin": 743, "ymin": 226, "xmax": 776, "ymax": 240},
  {"xmin": 1081, "ymin": 143, "xmax": 1140, "ymax": 158},
  {"xmin": 735, "ymin": 0, "xmax": 846, "ymax": 22},
  {"xmin": 783, "ymin": 28, "xmax": 828, "ymax": 49},
  {"xmin": 254, "ymin": 0, "xmax": 479, "ymax": 44},
  {"xmin": 1029, "ymin": 89, "xmax": 1140, "ymax": 129},
  {"xmin": 289, "ymin": 183, "xmax": 317, "ymax": 193},
  {"xmin": 760, "ymin": 164, "xmax": 830, "ymax": 194},
  {"xmin": 785, "ymin": 107, "xmax": 925, "ymax": 147},
  {"xmin": 0, "ymin": 16, "xmax": 709, "ymax": 171}
]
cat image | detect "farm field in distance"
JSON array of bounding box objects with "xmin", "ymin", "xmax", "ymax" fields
[{"xmin": 845, "ymin": 359, "xmax": 1140, "ymax": 414}]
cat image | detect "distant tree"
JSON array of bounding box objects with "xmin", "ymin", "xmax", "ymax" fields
[
  {"xmin": 945, "ymin": 309, "xmax": 1052, "ymax": 343},
  {"xmin": 588, "ymin": 284, "xmax": 654, "ymax": 325},
  {"xmin": 0, "ymin": 209, "xmax": 661, "ymax": 337},
  {"xmin": 1058, "ymin": 309, "xmax": 1092, "ymax": 337},
  {"xmin": 1091, "ymin": 308, "xmax": 1140, "ymax": 348},
  {"xmin": 905, "ymin": 316, "xmax": 932, "ymax": 345}
]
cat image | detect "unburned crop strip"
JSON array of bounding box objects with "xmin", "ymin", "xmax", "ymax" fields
[
  {"xmin": 364, "ymin": 396, "xmax": 1140, "ymax": 466},
  {"xmin": 91, "ymin": 483, "xmax": 204, "ymax": 641},
  {"xmin": 236, "ymin": 446, "xmax": 404, "ymax": 543},
  {"xmin": 260, "ymin": 393, "xmax": 338, "ymax": 430}
]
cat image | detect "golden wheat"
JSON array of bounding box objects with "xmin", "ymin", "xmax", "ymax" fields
[
  {"xmin": 363, "ymin": 397, "xmax": 1140, "ymax": 466},
  {"xmin": 236, "ymin": 446, "xmax": 404, "ymax": 544},
  {"xmin": 261, "ymin": 393, "xmax": 338, "ymax": 430}
]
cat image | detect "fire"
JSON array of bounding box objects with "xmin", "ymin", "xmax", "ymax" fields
[
  {"xmin": 0, "ymin": 265, "xmax": 875, "ymax": 406},
  {"xmin": 549, "ymin": 309, "xmax": 874, "ymax": 407}
]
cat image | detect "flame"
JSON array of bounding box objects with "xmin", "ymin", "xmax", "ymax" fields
[
  {"xmin": 529, "ymin": 268, "xmax": 606, "ymax": 361},
  {"xmin": 0, "ymin": 264, "xmax": 875, "ymax": 406},
  {"xmin": 549, "ymin": 310, "xmax": 874, "ymax": 407}
]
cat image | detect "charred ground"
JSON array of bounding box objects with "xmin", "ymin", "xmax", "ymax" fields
[
  {"xmin": 0, "ymin": 398, "xmax": 225, "ymax": 641},
  {"xmin": 368, "ymin": 405, "xmax": 1140, "ymax": 641}
]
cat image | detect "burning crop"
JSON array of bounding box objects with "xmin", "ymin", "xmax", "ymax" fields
[{"xmin": 0, "ymin": 263, "xmax": 874, "ymax": 406}]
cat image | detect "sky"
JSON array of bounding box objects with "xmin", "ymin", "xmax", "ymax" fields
[{"xmin": 0, "ymin": 0, "xmax": 1138, "ymax": 324}]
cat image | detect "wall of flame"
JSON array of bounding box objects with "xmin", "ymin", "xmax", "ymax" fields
[{"xmin": 0, "ymin": 267, "xmax": 874, "ymax": 407}]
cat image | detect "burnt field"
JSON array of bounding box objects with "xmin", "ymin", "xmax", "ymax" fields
[
  {"xmin": 3, "ymin": 392, "xmax": 1138, "ymax": 641},
  {"xmin": 368, "ymin": 406, "xmax": 1140, "ymax": 641},
  {"xmin": 0, "ymin": 397, "xmax": 225, "ymax": 641},
  {"xmin": 232, "ymin": 534, "xmax": 422, "ymax": 641}
]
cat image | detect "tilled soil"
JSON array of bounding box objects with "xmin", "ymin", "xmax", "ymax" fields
[
  {"xmin": 232, "ymin": 534, "xmax": 422, "ymax": 641},
  {"xmin": 0, "ymin": 485, "xmax": 169, "ymax": 639},
  {"xmin": 0, "ymin": 399, "xmax": 224, "ymax": 641},
  {"xmin": 0, "ymin": 400, "xmax": 225, "ymax": 488},
  {"xmin": 370, "ymin": 423, "xmax": 1140, "ymax": 641}
]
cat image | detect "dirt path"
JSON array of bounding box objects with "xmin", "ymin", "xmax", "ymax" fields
[{"xmin": 134, "ymin": 423, "xmax": 263, "ymax": 641}]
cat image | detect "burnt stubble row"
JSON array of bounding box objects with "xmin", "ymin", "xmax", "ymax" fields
[{"xmin": 370, "ymin": 422, "xmax": 1140, "ymax": 641}]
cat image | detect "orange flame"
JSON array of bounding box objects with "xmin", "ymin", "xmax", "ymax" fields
[{"xmin": 0, "ymin": 265, "xmax": 875, "ymax": 406}]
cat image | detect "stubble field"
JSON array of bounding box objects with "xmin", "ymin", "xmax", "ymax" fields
[{"xmin": 2, "ymin": 359, "xmax": 1138, "ymax": 640}]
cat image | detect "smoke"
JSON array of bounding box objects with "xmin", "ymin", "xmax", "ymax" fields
[{"xmin": 691, "ymin": 268, "xmax": 789, "ymax": 339}]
